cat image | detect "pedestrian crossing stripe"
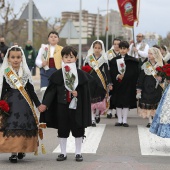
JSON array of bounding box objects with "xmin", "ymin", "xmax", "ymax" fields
[
  {"xmin": 53, "ymin": 124, "xmax": 106, "ymax": 154},
  {"xmin": 138, "ymin": 125, "xmax": 170, "ymax": 156}
]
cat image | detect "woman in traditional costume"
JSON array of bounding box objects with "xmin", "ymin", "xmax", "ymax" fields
[{"xmin": 0, "ymin": 46, "xmax": 42, "ymax": 163}]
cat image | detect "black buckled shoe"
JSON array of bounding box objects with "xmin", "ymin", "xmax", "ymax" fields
[
  {"xmin": 91, "ymin": 122, "xmax": 96, "ymax": 127},
  {"xmin": 123, "ymin": 123, "xmax": 129, "ymax": 127},
  {"xmin": 146, "ymin": 123, "xmax": 151, "ymax": 128},
  {"xmin": 115, "ymin": 122, "xmax": 123, "ymax": 126},
  {"xmin": 9, "ymin": 155, "xmax": 18, "ymax": 163},
  {"xmin": 107, "ymin": 113, "xmax": 112, "ymax": 119},
  {"xmin": 18, "ymin": 153, "xmax": 26, "ymax": 159},
  {"xmin": 56, "ymin": 154, "xmax": 67, "ymax": 161},
  {"xmin": 115, "ymin": 113, "xmax": 118, "ymax": 118},
  {"xmin": 75, "ymin": 154, "xmax": 83, "ymax": 162},
  {"xmin": 95, "ymin": 116, "xmax": 100, "ymax": 123}
]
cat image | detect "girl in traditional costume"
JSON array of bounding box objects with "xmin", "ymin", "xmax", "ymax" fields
[
  {"xmin": 35, "ymin": 31, "xmax": 63, "ymax": 99},
  {"xmin": 136, "ymin": 47, "xmax": 164, "ymax": 128},
  {"xmin": 83, "ymin": 40, "xmax": 112, "ymax": 127},
  {"xmin": 0, "ymin": 46, "xmax": 42, "ymax": 163},
  {"xmin": 40, "ymin": 46, "xmax": 91, "ymax": 162}
]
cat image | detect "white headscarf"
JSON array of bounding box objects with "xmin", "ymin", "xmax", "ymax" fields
[
  {"xmin": 84, "ymin": 40, "xmax": 108, "ymax": 66},
  {"xmin": 149, "ymin": 47, "xmax": 163, "ymax": 67},
  {"xmin": 0, "ymin": 45, "xmax": 33, "ymax": 99}
]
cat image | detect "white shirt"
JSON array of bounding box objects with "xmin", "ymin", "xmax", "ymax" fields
[
  {"xmin": 128, "ymin": 42, "xmax": 149, "ymax": 62},
  {"xmin": 35, "ymin": 44, "xmax": 55, "ymax": 68},
  {"xmin": 163, "ymin": 52, "xmax": 170, "ymax": 63}
]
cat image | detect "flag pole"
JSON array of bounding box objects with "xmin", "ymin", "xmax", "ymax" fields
[{"xmin": 132, "ymin": 27, "xmax": 135, "ymax": 45}]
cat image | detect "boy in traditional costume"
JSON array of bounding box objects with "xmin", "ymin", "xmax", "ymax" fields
[
  {"xmin": 83, "ymin": 40, "xmax": 112, "ymax": 127},
  {"xmin": 39, "ymin": 46, "xmax": 91, "ymax": 162},
  {"xmin": 109, "ymin": 41, "xmax": 139, "ymax": 127},
  {"xmin": 136, "ymin": 47, "xmax": 164, "ymax": 128},
  {"xmin": 0, "ymin": 46, "xmax": 43, "ymax": 163},
  {"xmin": 35, "ymin": 31, "xmax": 63, "ymax": 99}
]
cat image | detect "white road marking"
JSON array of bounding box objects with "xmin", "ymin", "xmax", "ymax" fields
[
  {"xmin": 53, "ymin": 124, "xmax": 106, "ymax": 154},
  {"xmin": 138, "ymin": 125, "xmax": 170, "ymax": 156}
]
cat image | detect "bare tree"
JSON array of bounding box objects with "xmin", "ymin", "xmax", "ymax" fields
[
  {"xmin": 0, "ymin": 0, "xmax": 4, "ymax": 9},
  {"xmin": 0, "ymin": 1, "xmax": 25, "ymax": 38}
]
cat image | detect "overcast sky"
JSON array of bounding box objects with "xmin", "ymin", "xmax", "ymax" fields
[{"xmin": 10, "ymin": 0, "xmax": 170, "ymax": 38}]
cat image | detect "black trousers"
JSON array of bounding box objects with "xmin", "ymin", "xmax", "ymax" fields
[{"xmin": 57, "ymin": 103, "xmax": 85, "ymax": 138}]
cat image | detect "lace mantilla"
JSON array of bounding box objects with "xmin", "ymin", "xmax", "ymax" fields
[
  {"xmin": 160, "ymin": 87, "xmax": 170, "ymax": 124},
  {"xmin": 4, "ymin": 70, "xmax": 29, "ymax": 89},
  {"xmin": 3, "ymin": 129, "xmax": 37, "ymax": 138}
]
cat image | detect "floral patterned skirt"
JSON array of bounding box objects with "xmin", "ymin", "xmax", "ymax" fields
[
  {"xmin": 0, "ymin": 89, "xmax": 38, "ymax": 152},
  {"xmin": 150, "ymin": 84, "xmax": 170, "ymax": 138}
]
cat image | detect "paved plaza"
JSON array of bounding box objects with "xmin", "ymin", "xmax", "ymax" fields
[{"xmin": 1, "ymin": 69, "xmax": 170, "ymax": 170}]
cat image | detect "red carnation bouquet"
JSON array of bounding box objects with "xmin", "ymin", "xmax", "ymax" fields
[
  {"xmin": 0, "ymin": 100, "xmax": 10, "ymax": 116},
  {"xmin": 82, "ymin": 65, "xmax": 92, "ymax": 73},
  {"xmin": 156, "ymin": 64, "xmax": 170, "ymax": 80}
]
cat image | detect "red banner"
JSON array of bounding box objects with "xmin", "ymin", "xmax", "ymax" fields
[{"xmin": 117, "ymin": 0, "xmax": 138, "ymax": 27}]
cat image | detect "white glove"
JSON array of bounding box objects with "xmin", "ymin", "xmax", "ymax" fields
[{"xmin": 136, "ymin": 93, "xmax": 141, "ymax": 99}]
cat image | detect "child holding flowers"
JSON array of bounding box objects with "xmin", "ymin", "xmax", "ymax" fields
[
  {"xmin": 0, "ymin": 46, "xmax": 43, "ymax": 163},
  {"xmin": 39, "ymin": 46, "xmax": 91, "ymax": 162},
  {"xmin": 35, "ymin": 31, "xmax": 63, "ymax": 99},
  {"xmin": 83, "ymin": 40, "xmax": 112, "ymax": 127},
  {"xmin": 136, "ymin": 47, "xmax": 164, "ymax": 128},
  {"xmin": 109, "ymin": 41, "xmax": 139, "ymax": 127}
]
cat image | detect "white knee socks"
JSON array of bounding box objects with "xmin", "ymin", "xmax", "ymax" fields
[
  {"xmin": 75, "ymin": 137, "xmax": 82, "ymax": 156},
  {"xmin": 91, "ymin": 109, "xmax": 95, "ymax": 123},
  {"xmin": 149, "ymin": 116, "xmax": 152, "ymax": 124},
  {"xmin": 107, "ymin": 109, "xmax": 112, "ymax": 115},
  {"xmin": 59, "ymin": 138, "xmax": 67, "ymax": 157},
  {"xmin": 95, "ymin": 109, "xmax": 100, "ymax": 118},
  {"xmin": 122, "ymin": 108, "xmax": 129, "ymax": 124},
  {"xmin": 116, "ymin": 108, "xmax": 129, "ymax": 123},
  {"xmin": 116, "ymin": 108, "xmax": 123, "ymax": 123}
]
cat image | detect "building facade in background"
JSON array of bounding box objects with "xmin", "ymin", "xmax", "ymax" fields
[
  {"xmin": 61, "ymin": 10, "xmax": 103, "ymax": 38},
  {"xmin": 102, "ymin": 10, "xmax": 132, "ymax": 41}
]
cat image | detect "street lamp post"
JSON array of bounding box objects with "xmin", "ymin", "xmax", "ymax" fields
[
  {"xmin": 28, "ymin": 0, "xmax": 33, "ymax": 42},
  {"xmin": 97, "ymin": 8, "xmax": 99, "ymax": 40},
  {"xmin": 78, "ymin": 0, "xmax": 82, "ymax": 69},
  {"xmin": 97, "ymin": 8, "xmax": 111, "ymax": 51}
]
